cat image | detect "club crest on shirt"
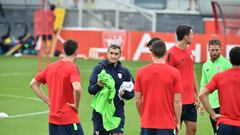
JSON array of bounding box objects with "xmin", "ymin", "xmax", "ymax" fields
[
  {"xmin": 217, "ymin": 66, "xmax": 221, "ymax": 71},
  {"xmin": 118, "ymin": 73, "xmax": 123, "ymax": 79}
]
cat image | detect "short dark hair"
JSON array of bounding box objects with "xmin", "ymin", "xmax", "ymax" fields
[
  {"xmin": 147, "ymin": 37, "xmax": 161, "ymax": 47},
  {"xmin": 229, "ymin": 46, "xmax": 240, "ymax": 66},
  {"xmin": 63, "ymin": 39, "xmax": 78, "ymax": 56},
  {"xmin": 176, "ymin": 25, "xmax": 192, "ymax": 41},
  {"xmin": 208, "ymin": 39, "xmax": 221, "ymax": 48},
  {"xmin": 107, "ymin": 44, "xmax": 121, "ymax": 53},
  {"xmin": 50, "ymin": 4, "xmax": 56, "ymax": 11},
  {"xmin": 151, "ymin": 40, "xmax": 166, "ymax": 58}
]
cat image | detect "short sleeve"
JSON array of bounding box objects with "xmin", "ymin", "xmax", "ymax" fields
[
  {"xmin": 174, "ymin": 70, "xmax": 183, "ymax": 93},
  {"xmin": 166, "ymin": 51, "xmax": 176, "ymax": 67},
  {"xmin": 35, "ymin": 69, "xmax": 47, "ymax": 84},
  {"xmin": 134, "ymin": 70, "xmax": 142, "ymax": 92},
  {"xmin": 70, "ymin": 65, "xmax": 81, "ymax": 83},
  {"xmin": 205, "ymin": 73, "xmax": 219, "ymax": 93}
]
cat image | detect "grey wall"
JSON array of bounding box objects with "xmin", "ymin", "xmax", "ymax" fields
[{"xmin": 156, "ymin": 14, "xmax": 204, "ymax": 33}]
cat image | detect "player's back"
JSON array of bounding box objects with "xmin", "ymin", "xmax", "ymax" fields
[
  {"xmin": 136, "ymin": 63, "xmax": 182, "ymax": 128},
  {"xmin": 215, "ymin": 68, "xmax": 240, "ymax": 120},
  {"xmin": 44, "ymin": 60, "xmax": 80, "ymax": 124}
]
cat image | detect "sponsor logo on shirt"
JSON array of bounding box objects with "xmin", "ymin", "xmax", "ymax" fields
[{"xmin": 118, "ymin": 73, "xmax": 123, "ymax": 79}]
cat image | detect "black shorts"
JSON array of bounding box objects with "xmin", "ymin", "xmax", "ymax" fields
[
  {"xmin": 218, "ymin": 123, "xmax": 240, "ymax": 135},
  {"xmin": 42, "ymin": 35, "xmax": 52, "ymax": 41},
  {"xmin": 49, "ymin": 123, "xmax": 84, "ymax": 135},
  {"xmin": 210, "ymin": 107, "xmax": 220, "ymax": 134},
  {"xmin": 37, "ymin": 35, "xmax": 52, "ymax": 41},
  {"xmin": 140, "ymin": 128, "xmax": 174, "ymax": 135},
  {"xmin": 181, "ymin": 103, "xmax": 197, "ymax": 122},
  {"xmin": 92, "ymin": 112, "xmax": 125, "ymax": 135}
]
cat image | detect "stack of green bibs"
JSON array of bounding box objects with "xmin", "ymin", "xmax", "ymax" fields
[{"xmin": 91, "ymin": 69, "xmax": 121, "ymax": 131}]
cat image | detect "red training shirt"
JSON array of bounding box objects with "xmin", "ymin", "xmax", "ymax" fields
[
  {"xmin": 35, "ymin": 60, "xmax": 80, "ymax": 124},
  {"xmin": 166, "ymin": 46, "xmax": 195, "ymax": 105},
  {"xmin": 134, "ymin": 63, "xmax": 182, "ymax": 129},
  {"xmin": 206, "ymin": 68, "xmax": 240, "ymax": 126}
]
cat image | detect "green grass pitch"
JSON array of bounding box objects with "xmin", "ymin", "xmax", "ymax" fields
[{"xmin": 0, "ymin": 57, "xmax": 212, "ymax": 135}]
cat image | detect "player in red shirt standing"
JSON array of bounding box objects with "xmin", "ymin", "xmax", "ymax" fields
[
  {"xmin": 199, "ymin": 46, "xmax": 240, "ymax": 135},
  {"xmin": 135, "ymin": 40, "xmax": 182, "ymax": 135},
  {"xmin": 29, "ymin": 39, "xmax": 84, "ymax": 135},
  {"xmin": 166, "ymin": 25, "xmax": 200, "ymax": 135}
]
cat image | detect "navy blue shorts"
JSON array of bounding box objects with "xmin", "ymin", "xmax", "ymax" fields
[
  {"xmin": 181, "ymin": 103, "xmax": 197, "ymax": 122},
  {"xmin": 42, "ymin": 35, "xmax": 52, "ymax": 41},
  {"xmin": 210, "ymin": 107, "xmax": 220, "ymax": 134},
  {"xmin": 92, "ymin": 113, "xmax": 125, "ymax": 135},
  {"xmin": 217, "ymin": 123, "xmax": 240, "ymax": 135},
  {"xmin": 49, "ymin": 123, "xmax": 84, "ymax": 135},
  {"xmin": 140, "ymin": 128, "xmax": 174, "ymax": 135}
]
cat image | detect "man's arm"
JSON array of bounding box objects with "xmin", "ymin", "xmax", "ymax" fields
[
  {"xmin": 200, "ymin": 66, "xmax": 208, "ymax": 90},
  {"xmin": 120, "ymin": 90, "xmax": 135, "ymax": 100},
  {"xmin": 68, "ymin": 82, "xmax": 82, "ymax": 110},
  {"xmin": 199, "ymin": 66, "xmax": 208, "ymax": 115},
  {"xmin": 29, "ymin": 78, "xmax": 49, "ymax": 105},
  {"xmin": 174, "ymin": 93, "xmax": 182, "ymax": 124},
  {"xmin": 88, "ymin": 66, "xmax": 103, "ymax": 95},
  {"xmin": 174, "ymin": 93, "xmax": 182, "ymax": 135},
  {"xmin": 194, "ymin": 72, "xmax": 200, "ymax": 108},
  {"xmin": 199, "ymin": 87, "xmax": 222, "ymax": 121},
  {"xmin": 135, "ymin": 92, "xmax": 142, "ymax": 115}
]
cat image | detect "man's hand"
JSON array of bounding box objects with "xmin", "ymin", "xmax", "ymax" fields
[
  {"xmin": 198, "ymin": 106, "xmax": 205, "ymax": 116},
  {"xmin": 194, "ymin": 97, "xmax": 200, "ymax": 109},
  {"xmin": 97, "ymin": 80, "xmax": 104, "ymax": 87},
  {"xmin": 120, "ymin": 90, "xmax": 125, "ymax": 97},
  {"xmin": 175, "ymin": 123, "xmax": 181, "ymax": 135},
  {"xmin": 47, "ymin": 101, "xmax": 51, "ymax": 108},
  {"xmin": 67, "ymin": 103, "xmax": 78, "ymax": 112},
  {"xmin": 211, "ymin": 113, "xmax": 223, "ymax": 121}
]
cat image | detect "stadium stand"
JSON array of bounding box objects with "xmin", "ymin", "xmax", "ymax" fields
[{"xmin": 0, "ymin": 0, "xmax": 239, "ymax": 57}]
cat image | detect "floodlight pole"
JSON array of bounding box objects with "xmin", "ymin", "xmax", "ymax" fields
[
  {"xmin": 78, "ymin": 0, "xmax": 83, "ymax": 27},
  {"xmin": 152, "ymin": 14, "xmax": 156, "ymax": 32},
  {"xmin": 115, "ymin": 5, "xmax": 120, "ymax": 29}
]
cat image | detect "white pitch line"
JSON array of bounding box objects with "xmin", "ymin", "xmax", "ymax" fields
[
  {"xmin": 0, "ymin": 73, "xmax": 33, "ymax": 77},
  {"xmin": 4, "ymin": 110, "xmax": 49, "ymax": 119},
  {"xmin": 0, "ymin": 93, "xmax": 42, "ymax": 102},
  {"xmin": 0, "ymin": 93, "xmax": 48, "ymax": 119}
]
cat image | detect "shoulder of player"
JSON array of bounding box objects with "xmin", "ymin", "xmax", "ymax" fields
[
  {"xmin": 166, "ymin": 46, "xmax": 181, "ymax": 57},
  {"xmin": 165, "ymin": 64, "xmax": 180, "ymax": 73},
  {"xmin": 167, "ymin": 46, "xmax": 176, "ymax": 53},
  {"xmin": 118, "ymin": 65, "xmax": 131, "ymax": 74},
  {"xmin": 136, "ymin": 64, "xmax": 150, "ymax": 74},
  {"xmin": 214, "ymin": 69, "xmax": 229, "ymax": 79},
  {"xmin": 202, "ymin": 60, "xmax": 211, "ymax": 68}
]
